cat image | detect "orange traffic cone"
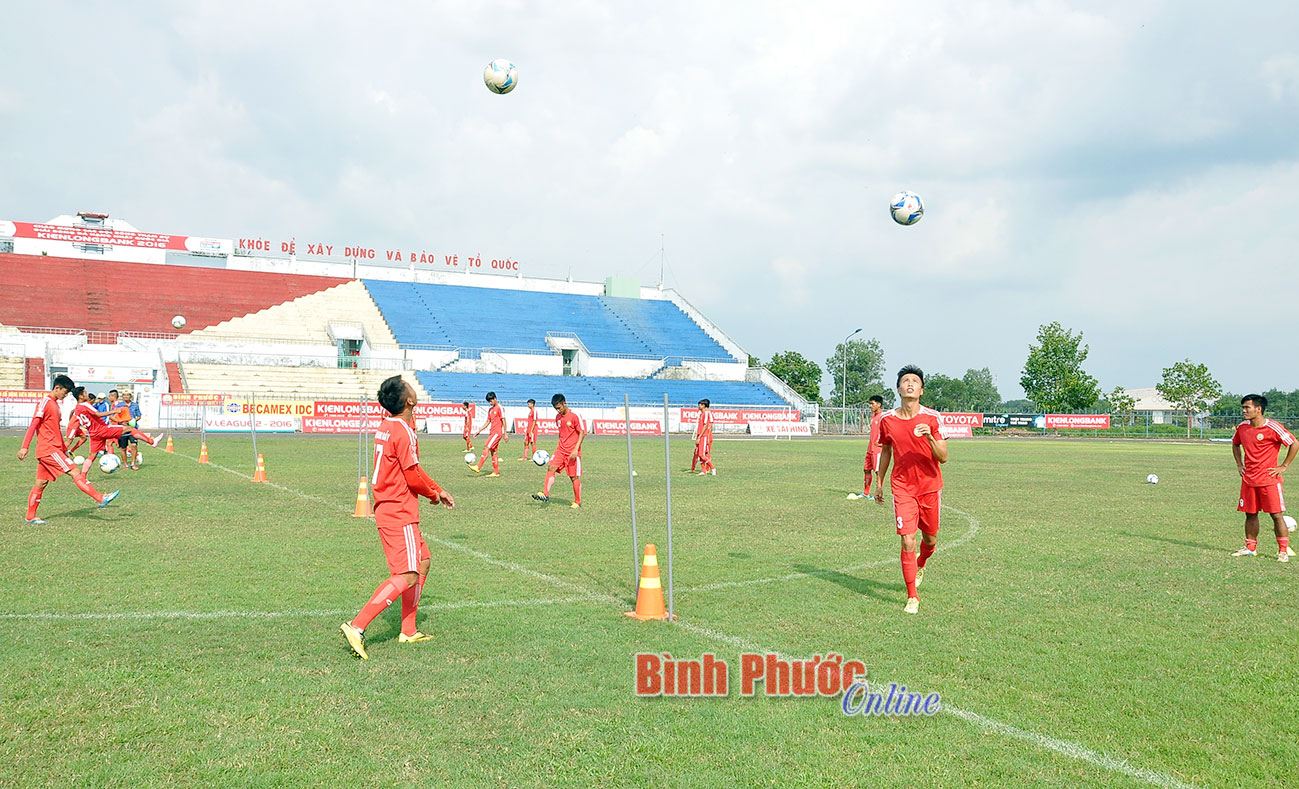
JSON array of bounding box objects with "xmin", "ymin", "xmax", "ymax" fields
[
  {"xmin": 164, "ymin": 436, "xmax": 175, "ymax": 453},
  {"xmin": 352, "ymin": 478, "xmax": 372, "ymax": 518},
  {"xmin": 198, "ymin": 442, "xmax": 209, "ymax": 464},
  {"xmin": 252, "ymin": 453, "xmax": 267, "ymax": 483},
  {"xmin": 626, "ymin": 544, "xmax": 670, "ymax": 621}
]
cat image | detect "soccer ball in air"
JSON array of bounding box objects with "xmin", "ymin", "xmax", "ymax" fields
[
  {"xmin": 532, "ymin": 449, "xmax": 550, "ymax": 467},
  {"xmin": 890, "ymin": 191, "xmax": 924, "ymax": 226},
  {"xmin": 1285, "ymin": 515, "xmax": 1296, "ymax": 532},
  {"xmin": 483, "ymin": 59, "xmax": 518, "ymax": 94},
  {"xmin": 464, "ymin": 452, "xmax": 477, "ymax": 465},
  {"xmin": 1146, "ymin": 474, "xmax": 1159, "ymax": 484},
  {"xmin": 73, "ymin": 455, "xmax": 84, "ymax": 466},
  {"xmin": 172, "ymin": 315, "xmax": 186, "ymax": 329},
  {"xmin": 99, "ymin": 454, "xmax": 122, "ymax": 474}
]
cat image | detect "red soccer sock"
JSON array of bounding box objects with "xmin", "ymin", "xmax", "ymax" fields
[
  {"xmin": 901, "ymin": 550, "xmax": 918, "ymax": 598},
  {"xmin": 690, "ymin": 451, "xmax": 698, "ymax": 471},
  {"xmin": 1280, "ymin": 536, "xmax": 1290, "ymax": 554},
  {"xmin": 543, "ymin": 469, "xmax": 556, "ymax": 496},
  {"xmin": 572, "ymin": 477, "xmax": 581, "ymax": 505},
  {"xmin": 351, "ymin": 574, "xmax": 413, "ymax": 632},
  {"xmin": 71, "ymin": 473, "xmax": 103, "ymax": 503},
  {"xmin": 128, "ymin": 428, "xmax": 151, "ymax": 444},
  {"xmin": 492, "ymin": 455, "xmax": 500, "ymax": 473},
  {"xmin": 1246, "ymin": 538, "xmax": 1259, "ymax": 552},
  {"xmin": 863, "ymin": 471, "xmax": 873, "ymax": 494},
  {"xmin": 918, "ymin": 541, "xmax": 936, "ymax": 568},
  {"xmin": 26, "ymin": 485, "xmax": 42, "ymax": 520},
  {"xmin": 400, "ymin": 574, "xmax": 426, "ymax": 636}
]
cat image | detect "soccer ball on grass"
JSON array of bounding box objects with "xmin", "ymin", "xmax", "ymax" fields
[
  {"xmin": 464, "ymin": 452, "xmax": 477, "ymax": 465},
  {"xmin": 99, "ymin": 454, "xmax": 122, "ymax": 474},
  {"xmin": 532, "ymin": 449, "xmax": 550, "ymax": 467},
  {"xmin": 1146, "ymin": 474, "xmax": 1159, "ymax": 484}
]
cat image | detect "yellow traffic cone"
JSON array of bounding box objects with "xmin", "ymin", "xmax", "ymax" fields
[
  {"xmin": 352, "ymin": 478, "xmax": 372, "ymax": 518},
  {"xmin": 626, "ymin": 544, "xmax": 670, "ymax": 621}
]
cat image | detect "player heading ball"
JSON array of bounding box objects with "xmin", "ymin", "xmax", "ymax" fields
[
  {"xmin": 340, "ymin": 375, "xmax": 455, "ymax": 660},
  {"xmin": 874, "ymin": 366, "xmax": 949, "ymax": 615}
]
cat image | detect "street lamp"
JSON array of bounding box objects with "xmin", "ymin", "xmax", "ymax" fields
[{"xmin": 842, "ymin": 327, "xmax": 862, "ymax": 434}]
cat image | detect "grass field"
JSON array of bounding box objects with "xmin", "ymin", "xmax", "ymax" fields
[{"xmin": 1, "ymin": 434, "xmax": 1295, "ymax": 787}]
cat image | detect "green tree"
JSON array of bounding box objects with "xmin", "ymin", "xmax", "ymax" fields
[
  {"xmin": 766, "ymin": 351, "xmax": 822, "ymax": 404},
  {"xmin": 961, "ymin": 367, "xmax": 1002, "ymax": 412},
  {"xmin": 1107, "ymin": 385, "xmax": 1137, "ymax": 428},
  {"xmin": 1157, "ymin": 359, "xmax": 1222, "ymax": 439},
  {"xmin": 919, "ymin": 373, "xmax": 965, "ymax": 412},
  {"xmin": 747, "ymin": 354, "xmax": 761, "ymax": 368},
  {"xmin": 1020, "ymin": 321, "xmax": 1101, "ymax": 413},
  {"xmin": 826, "ymin": 338, "xmax": 891, "ymax": 408},
  {"xmin": 1000, "ymin": 398, "xmax": 1034, "ymax": 412}
]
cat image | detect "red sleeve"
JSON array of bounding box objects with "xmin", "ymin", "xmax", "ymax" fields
[
  {"xmin": 402, "ymin": 465, "xmax": 443, "ymax": 501},
  {"xmin": 930, "ymin": 414, "xmax": 945, "ymax": 440},
  {"xmin": 21, "ymin": 402, "xmax": 42, "ymax": 451},
  {"xmin": 1231, "ymin": 426, "xmax": 1242, "ymax": 446},
  {"xmin": 878, "ymin": 419, "xmax": 892, "ymax": 446}
]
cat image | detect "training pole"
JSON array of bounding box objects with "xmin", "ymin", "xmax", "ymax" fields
[
  {"xmin": 625, "ymin": 394, "xmax": 639, "ymax": 590},
  {"xmin": 248, "ymin": 393, "xmax": 259, "ymax": 473},
  {"xmin": 663, "ymin": 394, "xmax": 674, "ymax": 619}
]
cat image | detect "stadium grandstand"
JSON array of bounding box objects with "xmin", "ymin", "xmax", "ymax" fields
[{"xmin": 0, "ymin": 212, "xmax": 814, "ymax": 433}]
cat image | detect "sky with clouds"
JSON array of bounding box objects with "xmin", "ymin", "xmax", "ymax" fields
[{"xmin": 3, "ymin": 1, "xmax": 1297, "ymax": 400}]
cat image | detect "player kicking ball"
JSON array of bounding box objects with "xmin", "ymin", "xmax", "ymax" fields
[
  {"xmin": 875, "ymin": 366, "xmax": 948, "ymax": 614},
  {"xmin": 1230, "ymin": 393, "xmax": 1296, "ymax": 562},
  {"xmin": 18, "ymin": 375, "xmax": 118, "ymax": 524},
  {"xmin": 340, "ymin": 376, "xmax": 455, "ymax": 660},
  {"xmin": 531, "ymin": 393, "xmax": 584, "ymax": 509},
  {"xmin": 65, "ymin": 386, "xmax": 164, "ymax": 475},
  {"xmin": 470, "ymin": 391, "xmax": 508, "ymax": 477}
]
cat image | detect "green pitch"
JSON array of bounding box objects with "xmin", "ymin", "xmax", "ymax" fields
[{"xmin": 1, "ymin": 435, "xmax": 1295, "ymax": 787}]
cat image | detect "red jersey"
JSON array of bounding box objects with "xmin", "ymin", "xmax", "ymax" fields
[
  {"xmin": 463, "ymin": 411, "xmax": 473, "ymax": 436},
  {"xmin": 1233, "ymin": 419, "xmax": 1295, "ymax": 487},
  {"xmin": 556, "ymin": 411, "xmax": 584, "ymax": 456},
  {"xmin": 372, "ymin": 416, "xmax": 422, "ymax": 527},
  {"xmin": 877, "ymin": 407, "xmax": 945, "ymax": 496},
  {"xmin": 22, "ymin": 394, "xmax": 68, "ymax": 457},
  {"xmin": 867, "ymin": 410, "xmax": 884, "ymax": 457},
  {"xmin": 69, "ymin": 402, "xmax": 116, "ymax": 439},
  {"xmin": 525, "ymin": 409, "xmax": 537, "ymax": 439},
  {"xmin": 487, "ymin": 403, "xmax": 504, "ymax": 436},
  {"xmin": 694, "ymin": 409, "xmax": 713, "ymax": 442}
]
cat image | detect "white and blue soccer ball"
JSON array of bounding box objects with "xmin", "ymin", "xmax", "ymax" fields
[
  {"xmin": 532, "ymin": 449, "xmax": 550, "ymax": 467},
  {"xmin": 1284, "ymin": 515, "xmax": 1296, "ymax": 532},
  {"xmin": 73, "ymin": 455, "xmax": 85, "ymax": 466},
  {"xmin": 464, "ymin": 452, "xmax": 477, "ymax": 465},
  {"xmin": 99, "ymin": 454, "xmax": 122, "ymax": 474},
  {"xmin": 483, "ymin": 59, "xmax": 518, "ymax": 94},
  {"xmin": 171, "ymin": 315, "xmax": 186, "ymax": 329},
  {"xmin": 1146, "ymin": 474, "xmax": 1159, "ymax": 484},
  {"xmin": 890, "ymin": 190, "xmax": 924, "ymax": 226}
]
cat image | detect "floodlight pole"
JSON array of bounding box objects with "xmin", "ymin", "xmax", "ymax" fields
[
  {"xmin": 842, "ymin": 328, "xmax": 862, "ymax": 434},
  {"xmin": 625, "ymin": 394, "xmax": 639, "ymax": 590},
  {"xmin": 663, "ymin": 394, "xmax": 674, "ymax": 619}
]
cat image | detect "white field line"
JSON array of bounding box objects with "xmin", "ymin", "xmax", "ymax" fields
[
  {"xmin": 167, "ymin": 448, "xmax": 1195, "ymax": 788},
  {"xmin": 0, "ymin": 596, "xmax": 607, "ymax": 622},
  {"xmin": 678, "ymin": 504, "xmax": 980, "ymax": 593}
]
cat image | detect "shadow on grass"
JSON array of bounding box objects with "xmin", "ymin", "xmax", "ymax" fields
[
  {"xmin": 792, "ymin": 564, "xmax": 900, "ymax": 602},
  {"xmin": 1130, "ymin": 534, "xmax": 1219, "ymax": 552}
]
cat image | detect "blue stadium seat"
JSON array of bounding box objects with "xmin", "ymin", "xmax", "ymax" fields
[
  {"xmin": 363, "ymin": 280, "xmax": 736, "ymax": 361},
  {"xmin": 413, "ymin": 372, "xmax": 784, "ymax": 407}
]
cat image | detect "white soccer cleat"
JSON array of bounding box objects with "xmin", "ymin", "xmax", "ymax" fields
[
  {"xmin": 904, "ymin": 597, "xmax": 919, "ymax": 614},
  {"xmin": 915, "ymin": 566, "xmax": 925, "ymax": 588},
  {"xmin": 1230, "ymin": 547, "xmax": 1256, "ymax": 557},
  {"xmin": 1280, "ymin": 551, "xmax": 1291, "ymax": 564}
]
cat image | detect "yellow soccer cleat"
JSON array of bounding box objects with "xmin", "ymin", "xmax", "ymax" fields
[
  {"xmin": 398, "ymin": 630, "xmax": 434, "ymax": 643},
  {"xmin": 339, "ymin": 623, "xmax": 368, "ymax": 660},
  {"xmin": 570, "ymin": 502, "xmax": 581, "ymax": 509},
  {"xmin": 486, "ymin": 472, "xmax": 501, "ymax": 478},
  {"xmin": 904, "ymin": 597, "xmax": 919, "ymax": 614},
  {"xmin": 915, "ymin": 566, "xmax": 925, "ymax": 588}
]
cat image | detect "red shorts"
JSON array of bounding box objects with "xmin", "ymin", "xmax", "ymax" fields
[
  {"xmin": 550, "ymin": 451, "xmax": 582, "ymax": 477},
  {"xmin": 864, "ymin": 452, "xmax": 879, "ymax": 472},
  {"xmin": 694, "ymin": 438, "xmax": 712, "ymax": 459},
  {"xmin": 1239, "ymin": 481, "xmax": 1286, "ymax": 514},
  {"xmin": 893, "ymin": 490, "xmax": 941, "ymax": 536},
  {"xmin": 36, "ymin": 452, "xmax": 77, "ymax": 481},
  {"xmin": 485, "ymin": 432, "xmax": 503, "ymax": 453},
  {"xmin": 377, "ymin": 522, "xmax": 430, "ymax": 575},
  {"xmin": 525, "ymin": 433, "xmax": 537, "ymax": 445}
]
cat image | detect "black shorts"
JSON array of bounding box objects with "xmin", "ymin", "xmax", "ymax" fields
[{"xmin": 118, "ymin": 433, "xmax": 136, "ymax": 448}]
